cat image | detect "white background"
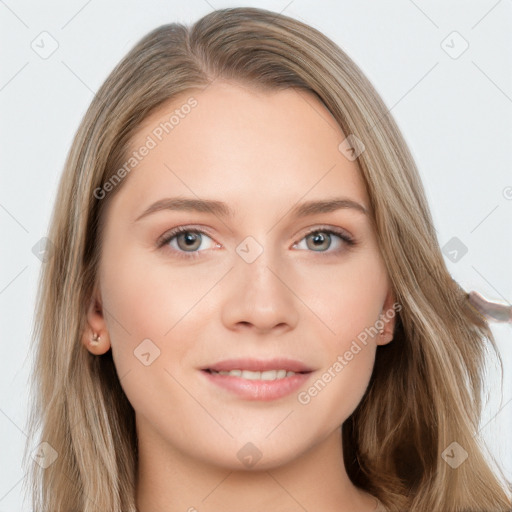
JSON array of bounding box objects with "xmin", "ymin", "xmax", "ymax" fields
[{"xmin": 1, "ymin": 0, "xmax": 511, "ymax": 509}]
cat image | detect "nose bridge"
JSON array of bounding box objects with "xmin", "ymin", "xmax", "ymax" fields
[
  {"xmin": 220, "ymin": 233, "xmax": 299, "ymax": 332},
  {"xmin": 236, "ymin": 234, "xmax": 286, "ymax": 299}
]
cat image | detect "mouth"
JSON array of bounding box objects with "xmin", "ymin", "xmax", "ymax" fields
[
  {"xmin": 202, "ymin": 368, "xmax": 310, "ymax": 380},
  {"xmin": 200, "ymin": 358, "xmax": 314, "ymax": 401}
]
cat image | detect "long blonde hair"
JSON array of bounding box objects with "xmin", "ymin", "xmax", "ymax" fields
[{"xmin": 24, "ymin": 7, "xmax": 511, "ymax": 511}]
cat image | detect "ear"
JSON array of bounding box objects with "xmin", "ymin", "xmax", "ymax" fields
[
  {"xmin": 81, "ymin": 284, "xmax": 111, "ymax": 355},
  {"xmin": 376, "ymin": 287, "xmax": 399, "ymax": 346}
]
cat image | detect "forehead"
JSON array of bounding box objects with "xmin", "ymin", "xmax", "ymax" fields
[{"xmin": 115, "ymin": 80, "xmax": 369, "ymax": 215}]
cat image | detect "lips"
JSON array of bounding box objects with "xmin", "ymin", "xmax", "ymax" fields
[
  {"xmin": 199, "ymin": 358, "xmax": 314, "ymax": 401},
  {"xmin": 202, "ymin": 357, "xmax": 314, "ymax": 373}
]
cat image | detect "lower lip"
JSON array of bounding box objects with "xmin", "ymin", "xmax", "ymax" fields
[{"xmin": 200, "ymin": 370, "xmax": 313, "ymax": 401}]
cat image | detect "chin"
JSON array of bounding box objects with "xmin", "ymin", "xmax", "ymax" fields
[{"xmin": 192, "ymin": 435, "xmax": 313, "ymax": 472}]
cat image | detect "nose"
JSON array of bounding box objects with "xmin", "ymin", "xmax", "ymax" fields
[{"xmin": 220, "ymin": 246, "xmax": 300, "ymax": 335}]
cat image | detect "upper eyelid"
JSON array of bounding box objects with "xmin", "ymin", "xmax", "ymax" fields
[{"xmin": 157, "ymin": 225, "xmax": 216, "ymax": 246}]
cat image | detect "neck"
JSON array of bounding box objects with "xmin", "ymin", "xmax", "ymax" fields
[{"xmin": 135, "ymin": 417, "xmax": 377, "ymax": 512}]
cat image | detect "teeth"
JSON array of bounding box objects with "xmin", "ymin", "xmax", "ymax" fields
[
  {"xmin": 211, "ymin": 369, "xmax": 297, "ymax": 380},
  {"xmin": 243, "ymin": 370, "xmax": 262, "ymax": 380}
]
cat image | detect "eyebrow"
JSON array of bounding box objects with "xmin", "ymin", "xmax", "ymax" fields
[{"xmin": 134, "ymin": 196, "xmax": 369, "ymax": 222}]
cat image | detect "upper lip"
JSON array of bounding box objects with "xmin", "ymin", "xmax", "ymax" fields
[{"xmin": 202, "ymin": 358, "xmax": 314, "ymax": 373}]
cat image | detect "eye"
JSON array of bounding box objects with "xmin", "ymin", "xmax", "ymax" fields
[
  {"xmin": 157, "ymin": 225, "xmax": 356, "ymax": 259},
  {"xmin": 293, "ymin": 227, "xmax": 355, "ymax": 253},
  {"xmin": 157, "ymin": 226, "xmax": 219, "ymax": 259}
]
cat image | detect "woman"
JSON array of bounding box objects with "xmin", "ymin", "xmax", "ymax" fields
[{"xmin": 24, "ymin": 7, "xmax": 512, "ymax": 511}]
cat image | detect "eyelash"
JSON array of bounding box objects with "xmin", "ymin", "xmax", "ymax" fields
[{"xmin": 156, "ymin": 225, "xmax": 356, "ymax": 260}]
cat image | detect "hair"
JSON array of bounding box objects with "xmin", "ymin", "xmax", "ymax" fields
[{"xmin": 24, "ymin": 6, "xmax": 511, "ymax": 512}]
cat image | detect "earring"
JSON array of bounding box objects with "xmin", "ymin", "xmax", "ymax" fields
[{"xmin": 90, "ymin": 332, "xmax": 101, "ymax": 345}]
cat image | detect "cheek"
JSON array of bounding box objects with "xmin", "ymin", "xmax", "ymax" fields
[
  {"xmin": 296, "ymin": 351, "xmax": 375, "ymax": 440},
  {"xmin": 295, "ymin": 252, "xmax": 386, "ymax": 344},
  {"xmin": 290, "ymin": 256, "xmax": 384, "ymax": 423},
  {"xmin": 100, "ymin": 246, "xmax": 209, "ymax": 336},
  {"xmin": 296, "ymin": 327, "xmax": 377, "ymax": 432},
  {"xmin": 98, "ymin": 250, "xmax": 208, "ymax": 423},
  {"xmin": 98, "ymin": 247, "xmax": 224, "ymax": 375}
]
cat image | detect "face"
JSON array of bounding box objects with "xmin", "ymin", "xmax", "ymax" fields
[{"xmin": 84, "ymin": 80, "xmax": 396, "ymax": 470}]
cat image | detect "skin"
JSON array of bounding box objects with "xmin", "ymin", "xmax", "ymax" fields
[
  {"xmin": 82, "ymin": 80, "xmax": 396, "ymax": 512},
  {"xmin": 468, "ymin": 290, "xmax": 512, "ymax": 323}
]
